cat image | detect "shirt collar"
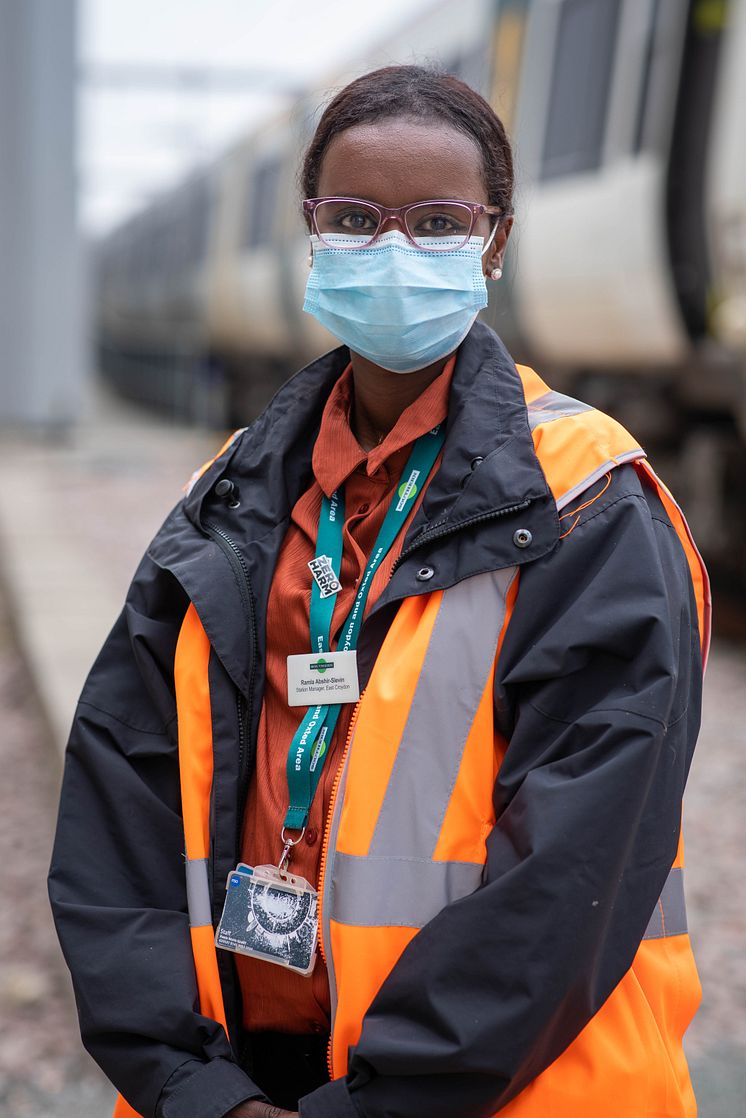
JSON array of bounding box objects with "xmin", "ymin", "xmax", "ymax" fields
[{"xmin": 312, "ymin": 353, "xmax": 457, "ymax": 498}]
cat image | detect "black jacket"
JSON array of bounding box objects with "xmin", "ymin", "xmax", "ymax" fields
[{"xmin": 48, "ymin": 322, "xmax": 703, "ymax": 1118}]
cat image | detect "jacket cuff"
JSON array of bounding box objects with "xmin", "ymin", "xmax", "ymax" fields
[
  {"xmin": 299, "ymin": 1076, "xmax": 362, "ymax": 1118},
  {"xmin": 157, "ymin": 1056, "xmax": 268, "ymax": 1118}
]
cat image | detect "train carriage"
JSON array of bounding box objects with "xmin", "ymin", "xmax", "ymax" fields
[{"xmin": 95, "ymin": 0, "xmax": 746, "ymax": 582}]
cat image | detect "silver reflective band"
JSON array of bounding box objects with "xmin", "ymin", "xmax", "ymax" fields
[
  {"xmin": 321, "ymin": 569, "xmax": 515, "ymax": 1026},
  {"xmin": 330, "ymin": 859, "xmax": 689, "ymax": 938},
  {"xmin": 526, "ymin": 390, "xmax": 593, "ymax": 431},
  {"xmin": 185, "ymin": 856, "xmax": 213, "ymax": 928},
  {"xmin": 330, "ymin": 853, "xmax": 484, "ymax": 928},
  {"xmin": 556, "ymin": 449, "xmax": 646, "ymax": 511},
  {"xmin": 369, "ymin": 567, "xmax": 517, "ymax": 862},
  {"xmin": 642, "ymin": 866, "xmax": 688, "ymax": 940}
]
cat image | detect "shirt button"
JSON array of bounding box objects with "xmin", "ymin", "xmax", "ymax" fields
[
  {"xmin": 357, "ymin": 503, "xmax": 370, "ymax": 514},
  {"xmin": 305, "ymin": 827, "xmax": 318, "ymax": 845}
]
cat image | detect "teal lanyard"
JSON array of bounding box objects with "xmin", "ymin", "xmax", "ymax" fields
[{"xmin": 282, "ymin": 423, "xmax": 446, "ymax": 834}]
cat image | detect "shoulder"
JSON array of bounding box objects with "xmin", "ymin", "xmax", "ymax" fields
[{"xmin": 515, "ymin": 367, "xmax": 647, "ymax": 516}]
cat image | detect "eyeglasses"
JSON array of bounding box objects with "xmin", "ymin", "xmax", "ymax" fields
[{"xmin": 303, "ymin": 196, "xmax": 507, "ymax": 252}]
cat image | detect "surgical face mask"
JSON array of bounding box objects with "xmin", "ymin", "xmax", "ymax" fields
[{"xmin": 303, "ymin": 230, "xmax": 494, "ymax": 374}]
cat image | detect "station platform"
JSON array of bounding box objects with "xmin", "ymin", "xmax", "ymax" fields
[{"xmin": 0, "ymin": 380, "xmax": 220, "ymax": 754}]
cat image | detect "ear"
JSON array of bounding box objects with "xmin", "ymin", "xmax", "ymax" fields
[{"xmin": 483, "ymin": 216, "xmax": 513, "ymax": 279}]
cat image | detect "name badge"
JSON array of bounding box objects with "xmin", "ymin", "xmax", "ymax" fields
[{"xmin": 287, "ymin": 649, "xmax": 360, "ymax": 707}]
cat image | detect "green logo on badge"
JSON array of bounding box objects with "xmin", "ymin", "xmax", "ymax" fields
[
  {"xmin": 312, "ymin": 740, "xmax": 327, "ymax": 763},
  {"xmin": 310, "ymin": 657, "xmax": 334, "ymax": 674}
]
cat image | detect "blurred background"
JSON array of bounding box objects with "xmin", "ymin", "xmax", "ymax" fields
[{"xmin": 0, "ymin": 0, "xmax": 744, "ymax": 1114}]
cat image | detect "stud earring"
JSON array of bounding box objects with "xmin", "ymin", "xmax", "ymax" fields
[
  {"xmin": 307, "ymin": 252, "xmax": 313, "ymax": 268},
  {"xmin": 489, "ymin": 266, "xmax": 503, "ymax": 281}
]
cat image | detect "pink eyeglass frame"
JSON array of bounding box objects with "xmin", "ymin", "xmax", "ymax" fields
[{"xmin": 302, "ymin": 196, "xmax": 507, "ymax": 251}]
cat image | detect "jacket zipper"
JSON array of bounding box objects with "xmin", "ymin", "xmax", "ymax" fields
[
  {"xmin": 203, "ymin": 521, "xmax": 258, "ymax": 848},
  {"xmin": 390, "ymin": 498, "xmax": 532, "ymax": 576},
  {"xmin": 236, "ymin": 693, "xmax": 251, "ymax": 845},
  {"xmin": 317, "ymin": 689, "xmax": 365, "ymax": 1080}
]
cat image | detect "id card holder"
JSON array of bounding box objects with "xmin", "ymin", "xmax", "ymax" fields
[{"xmin": 215, "ymin": 864, "xmax": 318, "ymax": 976}]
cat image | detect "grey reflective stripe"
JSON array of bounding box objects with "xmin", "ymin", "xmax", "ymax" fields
[
  {"xmin": 330, "ymin": 853, "xmax": 484, "ymax": 928},
  {"xmin": 185, "ymin": 857, "xmax": 212, "ymax": 928},
  {"xmin": 527, "ymin": 390, "xmax": 594, "ymax": 431},
  {"xmin": 330, "ymin": 860, "xmax": 689, "ymax": 936},
  {"xmin": 327, "ymin": 568, "xmax": 516, "ymax": 934},
  {"xmin": 368, "ymin": 567, "xmax": 517, "ymax": 862},
  {"xmin": 556, "ymin": 449, "xmax": 646, "ymax": 511},
  {"xmin": 642, "ymin": 866, "xmax": 688, "ymax": 940}
]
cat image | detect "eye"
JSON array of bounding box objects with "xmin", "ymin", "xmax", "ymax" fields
[
  {"xmin": 315, "ymin": 200, "xmax": 380, "ymax": 235},
  {"xmin": 416, "ymin": 213, "xmax": 458, "ymax": 234},
  {"xmin": 338, "ymin": 208, "xmax": 378, "ymax": 232},
  {"xmin": 407, "ymin": 203, "xmax": 472, "ymax": 239}
]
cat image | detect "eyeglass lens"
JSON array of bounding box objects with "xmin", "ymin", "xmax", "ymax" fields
[{"xmin": 313, "ymin": 199, "xmax": 477, "ymax": 250}]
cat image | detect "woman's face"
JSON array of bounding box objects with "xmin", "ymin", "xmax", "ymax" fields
[{"xmin": 316, "ymin": 118, "xmax": 512, "ymax": 276}]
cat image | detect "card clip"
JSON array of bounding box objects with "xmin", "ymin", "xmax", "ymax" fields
[{"xmin": 278, "ymin": 825, "xmax": 306, "ymax": 873}]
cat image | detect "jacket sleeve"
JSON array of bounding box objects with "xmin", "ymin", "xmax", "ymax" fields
[
  {"xmin": 298, "ymin": 465, "xmax": 704, "ymax": 1118},
  {"xmin": 47, "ymin": 544, "xmax": 266, "ymax": 1118}
]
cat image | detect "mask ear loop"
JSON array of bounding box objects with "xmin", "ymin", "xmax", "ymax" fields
[
  {"xmin": 480, "ymin": 219, "xmax": 500, "ymax": 258},
  {"xmin": 481, "ymin": 220, "xmax": 503, "ymax": 281}
]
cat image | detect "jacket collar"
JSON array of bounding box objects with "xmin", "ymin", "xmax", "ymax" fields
[
  {"xmin": 185, "ymin": 320, "xmax": 555, "ymax": 538},
  {"xmin": 149, "ymin": 321, "xmax": 558, "ymax": 697}
]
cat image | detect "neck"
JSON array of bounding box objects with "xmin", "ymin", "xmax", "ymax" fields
[{"xmin": 350, "ymin": 352, "xmax": 451, "ymax": 452}]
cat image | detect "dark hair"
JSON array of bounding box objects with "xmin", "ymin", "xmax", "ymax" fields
[{"xmin": 301, "ymin": 65, "xmax": 514, "ymax": 215}]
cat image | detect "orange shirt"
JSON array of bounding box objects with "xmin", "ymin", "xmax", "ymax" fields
[{"xmin": 237, "ymin": 355, "xmax": 455, "ymax": 1034}]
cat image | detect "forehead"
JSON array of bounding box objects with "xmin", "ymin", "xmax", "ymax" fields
[{"xmin": 316, "ymin": 118, "xmax": 487, "ymax": 206}]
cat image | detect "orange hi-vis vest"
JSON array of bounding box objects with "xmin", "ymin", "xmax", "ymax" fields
[{"xmin": 114, "ymin": 365, "xmax": 710, "ymax": 1118}]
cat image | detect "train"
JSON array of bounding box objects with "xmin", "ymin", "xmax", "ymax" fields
[{"xmin": 96, "ymin": 0, "xmax": 746, "ymax": 586}]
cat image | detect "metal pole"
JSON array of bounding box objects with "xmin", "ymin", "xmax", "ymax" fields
[{"xmin": 0, "ymin": 0, "xmax": 84, "ymax": 430}]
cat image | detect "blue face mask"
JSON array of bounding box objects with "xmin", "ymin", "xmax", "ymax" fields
[{"xmin": 303, "ymin": 230, "xmax": 491, "ymax": 374}]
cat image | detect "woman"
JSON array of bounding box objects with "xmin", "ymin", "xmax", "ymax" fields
[{"xmin": 49, "ymin": 66, "xmax": 709, "ymax": 1118}]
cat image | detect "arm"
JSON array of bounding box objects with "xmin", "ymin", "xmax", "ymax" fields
[
  {"xmin": 48, "ymin": 547, "xmax": 266, "ymax": 1118},
  {"xmin": 299, "ymin": 466, "xmax": 703, "ymax": 1118}
]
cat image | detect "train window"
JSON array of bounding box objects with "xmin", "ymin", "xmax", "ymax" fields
[
  {"xmin": 541, "ymin": 0, "xmax": 621, "ymax": 180},
  {"xmin": 245, "ymin": 156, "xmax": 283, "ymax": 248}
]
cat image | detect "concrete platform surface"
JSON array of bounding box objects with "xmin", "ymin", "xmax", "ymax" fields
[{"xmin": 0, "ymin": 383, "xmax": 219, "ymax": 752}]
